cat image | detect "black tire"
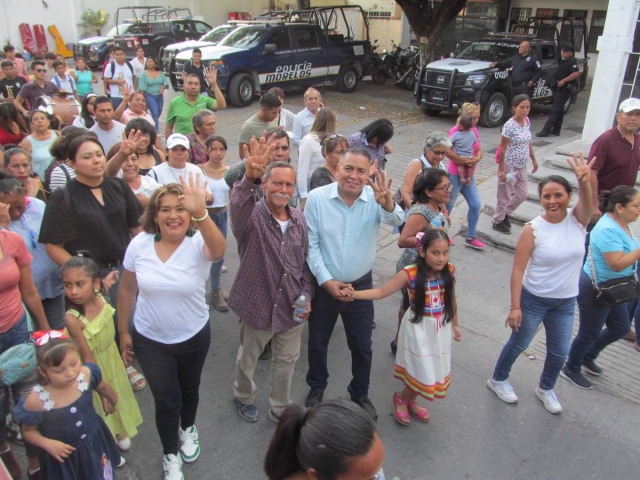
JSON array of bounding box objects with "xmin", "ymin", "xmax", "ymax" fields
[
  {"xmin": 337, "ymin": 65, "xmax": 358, "ymax": 93},
  {"xmin": 228, "ymin": 73, "xmax": 255, "ymax": 107},
  {"xmin": 420, "ymin": 106, "xmax": 442, "ymax": 117},
  {"xmin": 403, "ymin": 72, "xmax": 416, "ymax": 91},
  {"xmin": 371, "ymin": 67, "xmax": 386, "ymax": 85},
  {"xmin": 481, "ymin": 92, "xmax": 508, "ymax": 128}
]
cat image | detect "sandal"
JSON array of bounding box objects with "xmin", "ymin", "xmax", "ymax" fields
[
  {"xmin": 392, "ymin": 392, "xmax": 410, "ymax": 426},
  {"xmin": 126, "ymin": 366, "xmax": 146, "ymax": 391},
  {"xmin": 408, "ymin": 400, "xmax": 430, "ymax": 423}
]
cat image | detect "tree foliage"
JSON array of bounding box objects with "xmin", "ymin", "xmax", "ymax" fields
[
  {"xmin": 395, "ymin": 0, "xmax": 468, "ymax": 64},
  {"xmin": 78, "ymin": 9, "xmax": 110, "ymax": 37}
]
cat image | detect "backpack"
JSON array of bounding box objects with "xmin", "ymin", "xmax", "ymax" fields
[
  {"xmin": 52, "ymin": 74, "xmax": 75, "ymax": 91},
  {"xmin": 108, "ymin": 60, "xmax": 134, "ymax": 79}
]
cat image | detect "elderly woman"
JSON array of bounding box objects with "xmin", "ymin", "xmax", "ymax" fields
[
  {"xmin": 19, "ymin": 110, "xmax": 58, "ymax": 179},
  {"xmin": 391, "ymin": 168, "xmax": 451, "ymax": 354},
  {"xmin": 118, "ymin": 177, "xmax": 225, "ymax": 480},
  {"xmin": 347, "ymin": 118, "xmax": 394, "ymax": 171},
  {"xmin": 186, "ymin": 109, "xmax": 217, "ymax": 165},
  {"xmin": 3, "ymin": 147, "xmax": 47, "ymax": 201},
  {"xmin": 446, "ymin": 103, "xmax": 486, "ymax": 249},
  {"xmin": 310, "ymin": 134, "xmax": 349, "ymax": 191},
  {"xmin": 0, "ymin": 170, "xmax": 65, "ymax": 329},
  {"xmin": 297, "ymin": 108, "xmax": 337, "ymax": 209},
  {"xmin": 563, "ymin": 185, "xmax": 640, "ymax": 390},
  {"xmin": 487, "ymin": 154, "xmax": 593, "ymax": 414}
]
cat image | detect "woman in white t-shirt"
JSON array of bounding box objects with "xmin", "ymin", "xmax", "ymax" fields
[
  {"xmin": 117, "ymin": 176, "xmax": 226, "ymax": 479},
  {"xmin": 487, "ymin": 153, "xmax": 594, "ymax": 414},
  {"xmin": 130, "ymin": 47, "xmax": 146, "ymax": 78}
]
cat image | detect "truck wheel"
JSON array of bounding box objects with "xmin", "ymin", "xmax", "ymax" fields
[
  {"xmin": 371, "ymin": 67, "xmax": 386, "ymax": 85},
  {"xmin": 420, "ymin": 106, "xmax": 442, "ymax": 117},
  {"xmin": 481, "ymin": 92, "xmax": 508, "ymax": 128},
  {"xmin": 229, "ymin": 73, "xmax": 255, "ymax": 107},
  {"xmin": 337, "ymin": 65, "xmax": 358, "ymax": 93}
]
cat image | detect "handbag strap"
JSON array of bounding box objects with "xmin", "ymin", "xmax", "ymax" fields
[{"xmin": 588, "ymin": 243, "xmax": 639, "ymax": 288}]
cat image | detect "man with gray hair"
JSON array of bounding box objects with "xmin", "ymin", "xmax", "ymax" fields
[
  {"xmin": 292, "ymin": 87, "xmax": 322, "ymax": 147},
  {"xmin": 229, "ymin": 138, "xmax": 314, "ymax": 423}
]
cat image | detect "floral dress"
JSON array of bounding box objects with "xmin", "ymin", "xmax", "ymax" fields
[
  {"xmin": 13, "ymin": 363, "xmax": 121, "ymax": 479},
  {"xmin": 395, "ymin": 264, "xmax": 455, "ymax": 401}
]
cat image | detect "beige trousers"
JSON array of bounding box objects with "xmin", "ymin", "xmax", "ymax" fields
[{"xmin": 233, "ymin": 320, "xmax": 304, "ymax": 416}]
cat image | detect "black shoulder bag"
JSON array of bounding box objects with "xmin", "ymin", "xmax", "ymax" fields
[{"xmin": 589, "ymin": 246, "xmax": 640, "ymax": 306}]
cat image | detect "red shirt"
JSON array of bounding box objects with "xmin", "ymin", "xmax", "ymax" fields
[
  {"xmin": 0, "ymin": 126, "xmax": 25, "ymax": 147},
  {"xmin": 0, "ymin": 229, "xmax": 32, "ymax": 332},
  {"xmin": 589, "ymin": 126, "xmax": 640, "ymax": 192}
]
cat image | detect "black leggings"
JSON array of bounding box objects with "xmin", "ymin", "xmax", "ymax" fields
[{"xmin": 133, "ymin": 322, "xmax": 211, "ymax": 455}]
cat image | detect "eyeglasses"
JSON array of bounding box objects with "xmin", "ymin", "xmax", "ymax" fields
[
  {"xmin": 21, "ymin": 216, "xmax": 37, "ymax": 249},
  {"xmin": 433, "ymin": 184, "xmax": 453, "ymax": 192},
  {"xmin": 34, "ymin": 69, "xmax": 47, "ymax": 73},
  {"xmin": 431, "ymin": 150, "xmax": 448, "ymax": 156}
]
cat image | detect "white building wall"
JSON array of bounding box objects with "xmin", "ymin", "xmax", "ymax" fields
[{"xmin": 509, "ymin": 0, "xmax": 609, "ymax": 78}]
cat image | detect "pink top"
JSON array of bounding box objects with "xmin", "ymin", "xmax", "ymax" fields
[
  {"xmin": 447, "ymin": 125, "xmax": 480, "ymax": 176},
  {"xmin": 0, "ymin": 230, "xmax": 32, "ymax": 332},
  {"xmin": 121, "ymin": 109, "xmax": 155, "ymax": 127}
]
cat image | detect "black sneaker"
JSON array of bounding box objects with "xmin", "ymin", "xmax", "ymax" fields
[
  {"xmin": 305, "ymin": 388, "xmax": 324, "ymax": 408},
  {"xmin": 582, "ymin": 359, "xmax": 603, "ymax": 376},
  {"xmin": 503, "ymin": 216, "xmax": 511, "ymax": 229},
  {"xmin": 259, "ymin": 341, "xmax": 272, "ymax": 361},
  {"xmin": 560, "ymin": 366, "xmax": 593, "ymax": 390},
  {"xmin": 390, "ymin": 340, "xmax": 397, "ymax": 354},
  {"xmin": 492, "ymin": 221, "xmax": 511, "ymax": 234},
  {"xmin": 536, "ymin": 130, "xmax": 551, "ymax": 137},
  {"xmin": 351, "ymin": 395, "xmax": 378, "ymax": 421}
]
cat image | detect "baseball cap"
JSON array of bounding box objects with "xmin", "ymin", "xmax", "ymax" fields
[
  {"xmin": 619, "ymin": 98, "xmax": 640, "ymax": 113},
  {"xmin": 561, "ymin": 45, "xmax": 575, "ymax": 53},
  {"xmin": 166, "ymin": 133, "xmax": 190, "ymax": 149}
]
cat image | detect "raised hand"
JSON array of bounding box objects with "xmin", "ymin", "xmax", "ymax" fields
[
  {"xmin": 119, "ymin": 128, "xmax": 141, "ymax": 156},
  {"xmin": 178, "ymin": 172, "xmax": 209, "ymax": 216},
  {"xmin": 367, "ymin": 169, "xmax": 394, "ymax": 210},
  {"xmin": 206, "ymin": 66, "xmax": 218, "ymax": 86},
  {"xmin": 567, "ymin": 152, "xmax": 595, "ymax": 184},
  {"xmin": 121, "ymin": 83, "xmax": 132, "ymax": 100},
  {"xmin": 243, "ymin": 135, "xmax": 272, "ymax": 181}
]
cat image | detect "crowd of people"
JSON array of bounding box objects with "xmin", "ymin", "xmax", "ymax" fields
[{"xmin": 0, "ymin": 44, "xmax": 638, "ymax": 480}]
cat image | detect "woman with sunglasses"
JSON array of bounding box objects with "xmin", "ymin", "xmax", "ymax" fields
[
  {"xmin": 0, "ymin": 170, "xmax": 65, "ymax": 328},
  {"xmin": 391, "ymin": 168, "xmax": 452, "ymax": 354},
  {"xmin": 297, "ymin": 108, "xmax": 337, "ymax": 210},
  {"xmin": 445, "ymin": 102, "xmax": 485, "ymax": 250},
  {"xmin": 2, "ymin": 147, "xmax": 47, "ymax": 201}
]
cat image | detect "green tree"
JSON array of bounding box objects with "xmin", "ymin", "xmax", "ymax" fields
[
  {"xmin": 78, "ymin": 9, "xmax": 110, "ymax": 37},
  {"xmin": 395, "ymin": 0, "xmax": 468, "ymax": 64}
]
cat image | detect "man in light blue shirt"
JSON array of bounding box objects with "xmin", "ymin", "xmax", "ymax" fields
[
  {"xmin": 304, "ymin": 148, "xmax": 403, "ymax": 419},
  {"xmin": 292, "ymin": 88, "xmax": 322, "ymax": 147}
]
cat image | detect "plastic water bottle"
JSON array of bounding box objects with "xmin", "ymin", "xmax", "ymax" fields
[
  {"xmin": 500, "ymin": 172, "xmax": 517, "ymax": 184},
  {"xmin": 293, "ymin": 295, "xmax": 306, "ymax": 323}
]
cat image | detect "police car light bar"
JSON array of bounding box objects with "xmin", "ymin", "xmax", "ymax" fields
[{"xmin": 489, "ymin": 32, "xmax": 536, "ymax": 40}]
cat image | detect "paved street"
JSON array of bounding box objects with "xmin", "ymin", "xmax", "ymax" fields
[{"xmin": 14, "ymin": 77, "xmax": 640, "ymax": 479}]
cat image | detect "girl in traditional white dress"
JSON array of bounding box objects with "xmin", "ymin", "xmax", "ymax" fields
[{"xmin": 351, "ymin": 228, "xmax": 462, "ymax": 425}]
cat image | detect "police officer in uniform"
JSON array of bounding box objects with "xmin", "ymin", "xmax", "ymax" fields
[
  {"xmin": 536, "ymin": 45, "xmax": 580, "ymax": 137},
  {"xmin": 491, "ymin": 40, "xmax": 543, "ymax": 98}
]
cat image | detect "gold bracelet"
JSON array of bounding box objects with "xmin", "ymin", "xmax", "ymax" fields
[{"xmin": 191, "ymin": 212, "xmax": 209, "ymax": 222}]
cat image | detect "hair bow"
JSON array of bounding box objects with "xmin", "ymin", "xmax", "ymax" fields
[
  {"xmin": 37, "ymin": 105, "xmax": 54, "ymax": 116},
  {"xmin": 32, "ymin": 330, "xmax": 69, "ymax": 346},
  {"xmin": 415, "ymin": 232, "xmax": 425, "ymax": 248}
]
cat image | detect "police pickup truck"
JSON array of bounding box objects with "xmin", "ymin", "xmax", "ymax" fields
[
  {"xmin": 170, "ymin": 5, "xmax": 372, "ymax": 107},
  {"xmin": 415, "ymin": 18, "xmax": 589, "ymax": 127}
]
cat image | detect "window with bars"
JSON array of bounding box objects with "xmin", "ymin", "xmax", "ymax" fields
[
  {"xmin": 534, "ymin": 9, "xmax": 560, "ymax": 40},
  {"xmin": 536, "ymin": 9, "xmax": 559, "ymax": 17},
  {"xmin": 588, "ymin": 11, "xmax": 607, "ymax": 54},
  {"xmin": 510, "ymin": 7, "xmax": 531, "ymax": 32},
  {"xmin": 365, "ymin": 11, "xmax": 392, "ymax": 19},
  {"xmin": 560, "ymin": 9, "xmax": 587, "ymax": 52}
]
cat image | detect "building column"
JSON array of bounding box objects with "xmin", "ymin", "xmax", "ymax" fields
[{"xmin": 582, "ymin": 0, "xmax": 640, "ymax": 141}]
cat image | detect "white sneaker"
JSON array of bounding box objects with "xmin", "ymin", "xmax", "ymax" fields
[
  {"xmin": 163, "ymin": 453, "xmax": 184, "ymax": 480},
  {"xmin": 534, "ymin": 387, "xmax": 563, "ymax": 414},
  {"xmin": 486, "ymin": 378, "xmax": 519, "ymax": 403},
  {"xmin": 179, "ymin": 425, "xmax": 200, "ymax": 463}
]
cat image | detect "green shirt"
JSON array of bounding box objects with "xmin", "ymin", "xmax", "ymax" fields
[
  {"xmin": 166, "ymin": 93, "xmax": 217, "ymax": 135},
  {"xmin": 238, "ymin": 114, "xmax": 278, "ymax": 145}
]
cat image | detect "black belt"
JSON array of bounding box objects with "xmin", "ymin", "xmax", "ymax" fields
[
  {"xmin": 99, "ymin": 258, "xmax": 123, "ymax": 269},
  {"xmin": 348, "ymin": 271, "xmax": 373, "ymax": 289}
]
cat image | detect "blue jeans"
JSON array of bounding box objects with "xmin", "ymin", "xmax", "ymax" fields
[
  {"xmin": 145, "ymin": 92, "xmax": 164, "ymax": 130},
  {"xmin": 446, "ymin": 174, "xmax": 481, "ymax": 239},
  {"xmin": 208, "ymin": 209, "xmax": 228, "ymax": 290},
  {"xmin": 492, "ymin": 288, "xmax": 576, "ymax": 390},
  {"xmin": 565, "ymin": 271, "xmax": 633, "ymax": 371},
  {"xmin": 111, "ymin": 96, "xmax": 123, "ymax": 110},
  {"xmin": 306, "ymin": 273, "xmax": 374, "ymax": 399}
]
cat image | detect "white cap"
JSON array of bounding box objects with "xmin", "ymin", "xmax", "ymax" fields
[
  {"xmin": 166, "ymin": 133, "xmax": 190, "ymax": 150},
  {"xmin": 618, "ymin": 98, "xmax": 640, "ymax": 113}
]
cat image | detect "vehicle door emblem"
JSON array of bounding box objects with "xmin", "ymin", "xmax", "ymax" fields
[{"xmin": 437, "ymin": 76, "xmax": 445, "ymax": 84}]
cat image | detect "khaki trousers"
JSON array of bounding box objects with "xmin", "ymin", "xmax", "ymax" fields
[{"xmin": 233, "ymin": 320, "xmax": 304, "ymax": 416}]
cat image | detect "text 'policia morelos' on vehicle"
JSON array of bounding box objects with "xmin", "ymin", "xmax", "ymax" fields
[
  {"xmin": 414, "ymin": 16, "xmax": 589, "ymax": 127},
  {"xmin": 170, "ymin": 5, "xmax": 373, "ymax": 107}
]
